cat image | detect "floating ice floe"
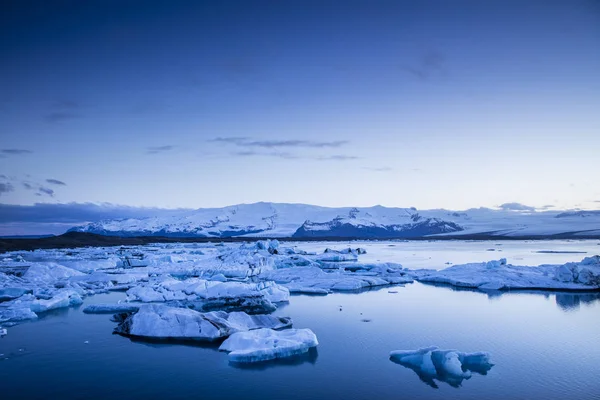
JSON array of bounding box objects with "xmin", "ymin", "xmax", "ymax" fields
[
  {"xmin": 412, "ymin": 256, "xmax": 600, "ymax": 291},
  {"xmin": 219, "ymin": 328, "xmax": 318, "ymax": 363},
  {"xmin": 390, "ymin": 346, "xmax": 494, "ymax": 388},
  {"xmin": 114, "ymin": 304, "xmax": 292, "ymax": 341},
  {"xmin": 262, "ymin": 265, "xmax": 413, "ymax": 293}
]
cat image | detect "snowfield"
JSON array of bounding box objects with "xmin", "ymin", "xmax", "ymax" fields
[{"xmin": 1, "ymin": 239, "xmax": 599, "ymax": 364}]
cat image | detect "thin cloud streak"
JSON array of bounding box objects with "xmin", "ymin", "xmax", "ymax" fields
[
  {"xmin": 1, "ymin": 149, "xmax": 32, "ymax": 155},
  {"xmin": 146, "ymin": 145, "xmax": 175, "ymax": 154},
  {"xmin": 38, "ymin": 187, "xmax": 55, "ymax": 197},
  {"xmin": 46, "ymin": 179, "xmax": 67, "ymax": 186},
  {"xmin": 211, "ymin": 137, "xmax": 349, "ymax": 149},
  {"xmin": 0, "ymin": 182, "xmax": 14, "ymax": 196},
  {"xmin": 231, "ymin": 151, "xmax": 358, "ymax": 161}
]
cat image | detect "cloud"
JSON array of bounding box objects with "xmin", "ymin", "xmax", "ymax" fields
[
  {"xmin": 1, "ymin": 149, "xmax": 32, "ymax": 155},
  {"xmin": 0, "ymin": 182, "xmax": 14, "ymax": 196},
  {"xmin": 22, "ymin": 182, "xmax": 34, "ymax": 190},
  {"xmin": 538, "ymin": 204, "xmax": 555, "ymax": 210},
  {"xmin": 44, "ymin": 99, "xmax": 81, "ymax": 122},
  {"xmin": 0, "ymin": 203, "xmax": 194, "ymax": 236},
  {"xmin": 231, "ymin": 151, "xmax": 357, "ymax": 161},
  {"xmin": 244, "ymin": 140, "xmax": 348, "ymax": 149},
  {"xmin": 44, "ymin": 111, "xmax": 80, "ymax": 123},
  {"xmin": 498, "ymin": 202, "xmax": 536, "ymax": 212},
  {"xmin": 46, "ymin": 179, "xmax": 67, "ymax": 186},
  {"xmin": 315, "ymin": 155, "xmax": 359, "ymax": 161},
  {"xmin": 209, "ymin": 137, "xmax": 249, "ymax": 145},
  {"xmin": 363, "ymin": 166, "xmax": 393, "ymax": 172},
  {"xmin": 211, "ymin": 137, "xmax": 349, "ymax": 149},
  {"xmin": 38, "ymin": 187, "xmax": 55, "ymax": 197},
  {"xmin": 0, "ymin": 203, "xmax": 191, "ymax": 224},
  {"xmin": 400, "ymin": 50, "xmax": 446, "ymax": 81},
  {"xmin": 146, "ymin": 145, "xmax": 175, "ymax": 154}
]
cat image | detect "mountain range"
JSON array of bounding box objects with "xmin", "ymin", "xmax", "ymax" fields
[{"xmin": 69, "ymin": 202, "xmax": 600, "ymax": 239}]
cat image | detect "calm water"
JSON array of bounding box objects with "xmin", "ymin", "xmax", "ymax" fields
[{"xmin": 1, "ymin": 283, "xmax": 600, "ymax": 400}]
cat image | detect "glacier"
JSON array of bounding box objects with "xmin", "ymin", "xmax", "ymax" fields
[{"xmin": 219, "ymin": 328, "xmax": 318, "ymax": 363}]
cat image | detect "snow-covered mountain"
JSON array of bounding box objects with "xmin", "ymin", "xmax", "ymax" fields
[{"xmin": 69, "ymin": 202, "xmax": 600, "ymax": 239}]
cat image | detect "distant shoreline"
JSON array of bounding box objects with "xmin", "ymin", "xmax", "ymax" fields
[{"xmin": 1, "ymin": 231, "xmax": 599, "ymax": 253}]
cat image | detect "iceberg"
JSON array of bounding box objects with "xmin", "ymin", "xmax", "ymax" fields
[
  {"xmin": 412, "ymin": 256, "xmax": 600, "ymax": 291},
  {"xmin": 198, "ymin": 295, "xmax": 277, "ymax": 315},
  {"xmin": 0, "ymin": 302, "xmax": 38, "ymax": 325},
  {"xmin": 30, "ymin": 289, "xmax": 83, "ymax": 313},
  {"xmin": 219, "ymin": 328, "xmax": 318, "ymax": 363},
  {"xmin": 390, "ymin": 346, "xmax": 494, "ymax": 388},
  {"xmin": 114, "ymin": 304, "xmax": 292, "ymax": 341},
  {"xmin": 0, "ymin": 288, "xmax": 32, "ymax": 302}
]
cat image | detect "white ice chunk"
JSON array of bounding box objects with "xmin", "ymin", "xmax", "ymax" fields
[
  {"xmin": 412, "ymin": 256, "xmax": 600, "ymax": 291},
  {"xmin": 30, "ymin": 289, "xmax": 83, "ymax": 313},
  {"xmin": 115, "ymin": 304, "xmax": 292, "ymax": 341},
  {"xmin": 219, "ymin": 328, "xmax": 318, "ymax": 363}
]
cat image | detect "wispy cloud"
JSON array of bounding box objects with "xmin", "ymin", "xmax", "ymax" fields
[
  {"xmin": 211, "ymin": 137, "xmax": 349, "ymax": 149},
  {"xmin": 363, "ymin": 166, "xmax": 393, "ymax": 172},
  {"xmin": 44, "ymin": 99, "xmax": 81, "ymax": 123},
  {"xmin": 1, "ymin": 149, "xmax": 33, "ymax": 155},
  {"xmin": 37, "ymin": 187, "xmax": 55, "ymax": 197},
  {"xmin": 245, "ymin": 139, "xmax": 348, "ymax": 149},
  {"xmin": 46, "ymin": 179, "xmax": 67, "ymax": 186},
  {"xmin": 22, "ymin": 182, "xmax": 34, "ymax": 190},
  {"xmin": 400, "ymin": 50, "xmax": 446, "ymax": 81},
  {"xmin": 209, "ymin": 137, "xmax": 249, "ymax": 145},
  {"xmin": 44, "ymin": 111, "xmax": 80, "ymax": 123},
  {"xmin": 498, "ymin": 202, "xmax": 535, "ymax": 212},
  {"xmin": 146, "ymin": 145, "xmax": 175, "ymax": 154},
  {"xmin": 315, "ymin": 155, "xmax": 359, "ymax": 161},
  {"xmin": 0, "ymin": 182, "xmax": 14, "ymax": 196},
  {"xmin": 231, "ymin": 151, "xmax": 357, "ymax": 161}
]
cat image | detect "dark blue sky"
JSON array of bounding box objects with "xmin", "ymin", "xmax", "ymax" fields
[{"xmin": 1, "ymin": 0, "xmax": 599, "ymax": 213}]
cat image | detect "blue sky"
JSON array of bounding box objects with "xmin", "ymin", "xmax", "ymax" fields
[{"xmin": 1, "ymin": 0, "xmax": 599, "ymax": 217}]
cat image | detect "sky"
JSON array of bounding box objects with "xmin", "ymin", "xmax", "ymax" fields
[{"xmin": 1, "ymin": 0, "xmax": 600, "ymax": 231}]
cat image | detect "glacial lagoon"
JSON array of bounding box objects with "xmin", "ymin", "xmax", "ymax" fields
[{"xmin": 1, "ymin": 240, "xmax": 600, "ymax": 400}]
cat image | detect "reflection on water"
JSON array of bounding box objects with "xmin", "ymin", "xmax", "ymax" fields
[
  {"xmin": 2, "ymin": 284, "xmax": 600, "ymax": 400},
  {"xmin": 390, "ymin": 347, "xmax": 494, "ymax": 389},
  {"xmin": 229, "ymin": 347, "xmax": 319, "ymax": 370},
  {"xmin": 555, "ymin": 293, "xmax": 600, "ymax": 311},
  {"xmin": 421, "ymin": 282, "xmax": 600, "ymax": 312}
]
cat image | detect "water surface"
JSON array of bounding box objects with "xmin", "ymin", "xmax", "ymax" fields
[{"xmin": 2, "ymin": 283, "xmax": 599, "ymax": 400}]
